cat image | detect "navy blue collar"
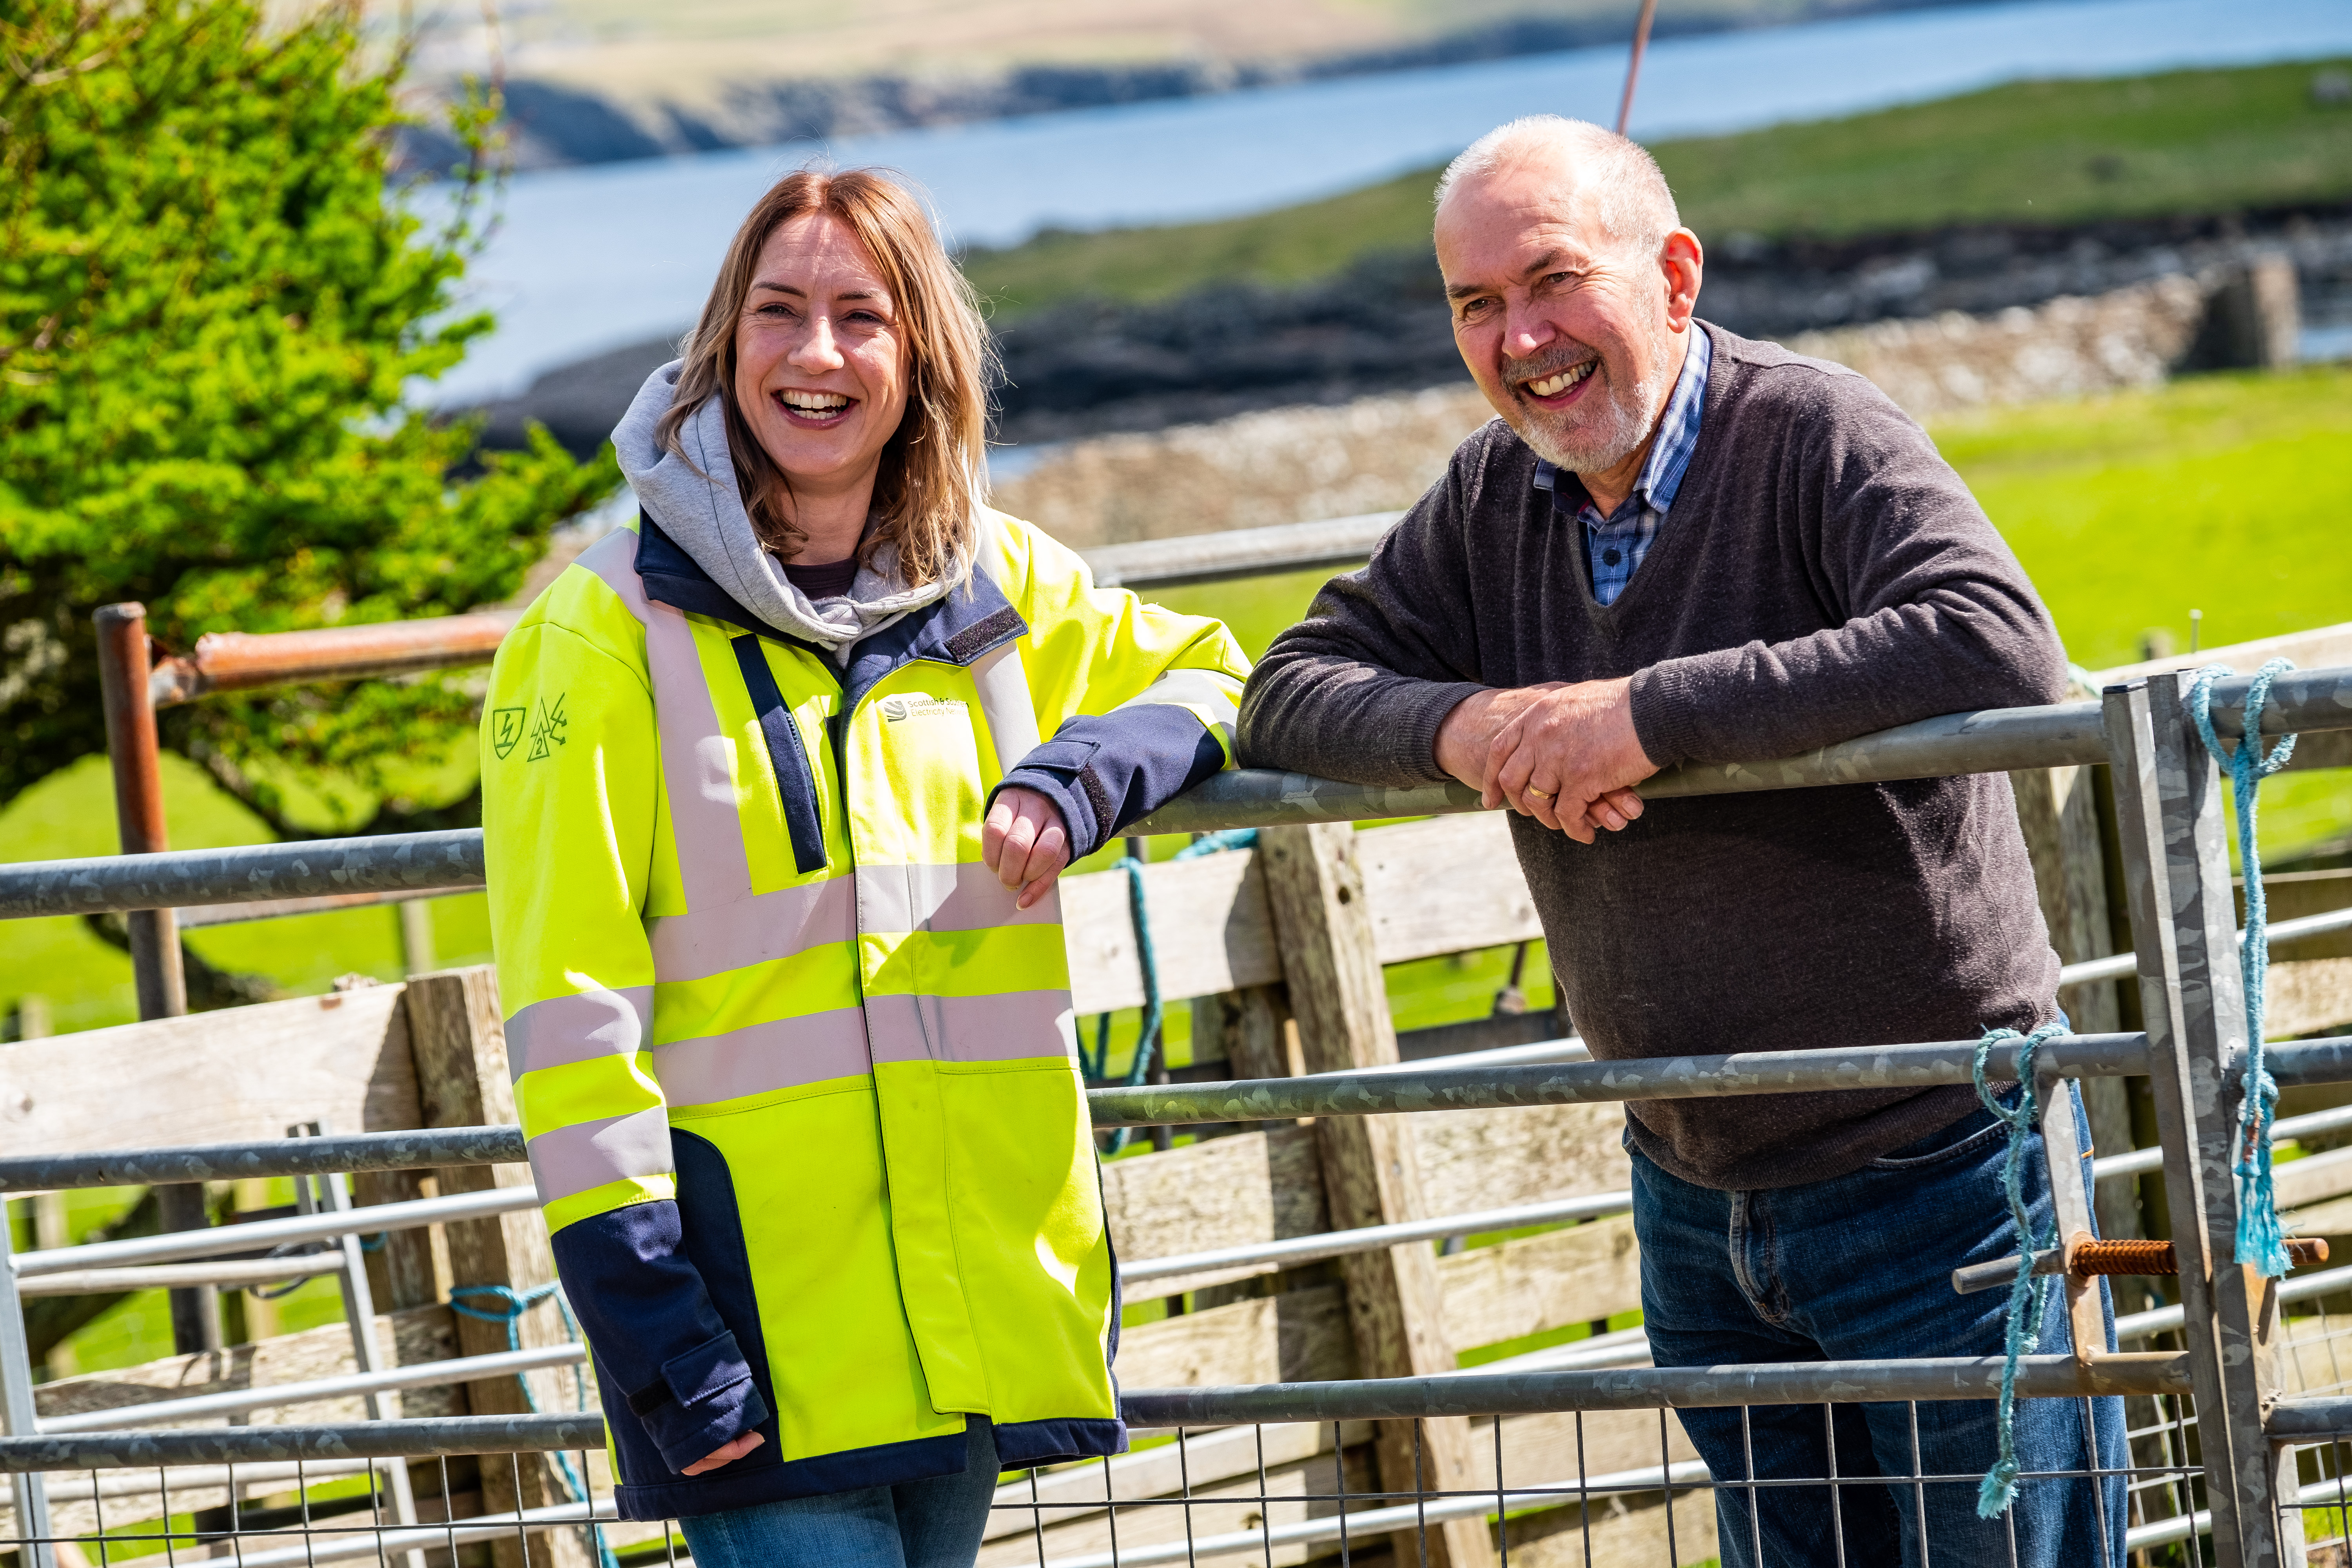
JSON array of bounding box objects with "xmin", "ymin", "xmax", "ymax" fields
[{"xmin": 633, "ymin": 509, "xmax": 1025, "ymax": 712}]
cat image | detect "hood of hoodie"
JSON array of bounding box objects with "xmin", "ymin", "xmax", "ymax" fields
[{"xmin": 611, "ymin": 360, "xmax": 967, "ymax": 654}]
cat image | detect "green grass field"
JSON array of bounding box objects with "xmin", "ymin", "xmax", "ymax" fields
[{"xmin": 963, "ymin": 57, "xmax": 2352, "ymax": 316}]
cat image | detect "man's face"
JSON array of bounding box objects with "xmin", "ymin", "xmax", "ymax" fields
[{"xmin": 1436, "ymin": 152, "xmax": 1693, "ymax": 474}]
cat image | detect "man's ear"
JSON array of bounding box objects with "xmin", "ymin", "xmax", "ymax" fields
[{"xmin": 1662, "ymin": 228, "xmax": 1704, "ymax": 331}]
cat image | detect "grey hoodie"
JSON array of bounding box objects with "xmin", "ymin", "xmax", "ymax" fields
[{"xmin": 611, "ymin": 361, "xmax": 968, "ymax": 655}]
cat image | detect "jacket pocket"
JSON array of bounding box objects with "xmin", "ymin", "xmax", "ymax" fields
[{"xmin": 730, "ymin": 635, "xmax": 827, "ymax": 874}]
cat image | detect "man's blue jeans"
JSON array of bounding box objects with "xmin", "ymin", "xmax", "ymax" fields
[
  {"xmin": 1630, "ymin": 1093, "xmax": 2128, "ymax": 1567},
  {"xmin": 677, "ymin": 1420, "xmax": 999, "ymax": 1568}
]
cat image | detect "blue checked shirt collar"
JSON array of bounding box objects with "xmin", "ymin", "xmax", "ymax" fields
[{"xmin": 1533, "ymin": 327, "xmax": 1712, "ymax": 606}]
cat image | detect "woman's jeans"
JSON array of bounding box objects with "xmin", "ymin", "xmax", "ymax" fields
[
  {"xmin": 677, "ymin": 1420, "xmax": 999, "ymax": 1568},
  {"xmin": 1630, "ymin": 1092, "xmax": 2128, "ymax": 1568}
]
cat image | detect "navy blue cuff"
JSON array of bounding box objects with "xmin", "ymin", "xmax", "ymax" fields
[
  {"xmin": 634, "ymin": 1330, "xmax": 770, "ymax": 1472},
  {"xmin": 995, "ymin": 708, "xmax": 1225, "ymax": 861},
  {"xmin": 996, "ymin": 737, "xmax": 1109, "ymax": 858}
]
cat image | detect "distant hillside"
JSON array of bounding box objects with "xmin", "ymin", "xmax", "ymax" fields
[
  {"xmin": 399, "ymin": 0, "xmax": 2072, "ymax": 170},
  {"xmin": 469, "ymin": 60, "xmax": 2352, "ymax": 456},
  {"xmin": 962, "ymin": 58, "xmax": 2352, "ymax": 318}
]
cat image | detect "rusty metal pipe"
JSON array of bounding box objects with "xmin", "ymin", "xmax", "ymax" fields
[
  {"xmin": 94, "ymin": 603, "xmax": 219, "ymax": 1355},
  {"xmin": 93, "ymin": 604, "xmax": 185, "ymax": 1021},
  {"xmin": 148, "ymin": 613, "xmax": 517, "ymax": 707},
  {"xmin": 1953, "ymin": 1237, "xmax": 2330, "ymax": 1293}
]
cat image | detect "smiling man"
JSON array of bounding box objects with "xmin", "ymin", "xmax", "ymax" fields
[{"xmin": 1237, "ymin": 118, "xmax": 2125, "ymax": 1564}]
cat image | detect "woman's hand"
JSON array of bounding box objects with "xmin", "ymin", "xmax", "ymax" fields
[
  {"xmin": 682, "ymin": 1431, "xmax": 766, "ymax": 1475},
  {"xmin": 983, "ymin": 787, "xmax": 1072, "ymax": 911}
]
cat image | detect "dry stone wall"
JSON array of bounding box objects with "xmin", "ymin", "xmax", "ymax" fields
[{"xmin": 996, "ymin": 264, "xmax": 2294, "ymax": 547}]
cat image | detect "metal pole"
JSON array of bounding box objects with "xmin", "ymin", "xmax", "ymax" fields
[
  {"xmin": 1614, "ymin": 0, "xmax": 1661, "ymax": 136},
  {"xmin": 2104, "ymin": 675, "xmax": 2295, "ymax": 1566},
  {"xmin": 396, "ymin": 899, "xmax": 436, "ymax": 977},
  {"xmin": 94, "ymin": 603, "xmax": 218, "ymax": 1356},
  {"xmin": 0, "ymin": 1209, "xmax": 56, "ymax": 1568},
  {"xmin": 2158, "ymin": 672, "xmax": 2307, "ymax": 1564},
  {"xmin": 315, "ymin": 1162, "xmax": 425, "ymax": 1568},
  {"xmin": 93, "ymin": 604, "xmax": 185, "ymax": 1020}
]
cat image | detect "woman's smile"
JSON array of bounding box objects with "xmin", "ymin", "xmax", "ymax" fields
[{"xmin": 771, "ymin": 386, "xmax": 857, "ymax": 428}]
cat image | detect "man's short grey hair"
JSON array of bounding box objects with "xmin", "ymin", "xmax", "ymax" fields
[{"xmin": 1435, "ymin": 116, "xmax": 1681, "ymax": 258}]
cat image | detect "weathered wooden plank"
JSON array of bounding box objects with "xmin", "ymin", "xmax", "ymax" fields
[
  {"xmin": 1506, "ymin": 1485, "xmax": 1719, "ymax": 1568},
  {"xmin": 980, "ymin": 1421, "xmax": 1364, "ymax": 1542},
  {"xmin": 1101, "ymin": 1124, "xmax": 1329, "ymax": 1296},
  {"xmin": 1260, "ymin": 820, "xmax": 1495, "ymax": 1568},
  {"xmin": 1438, "ymin": 1217, "xmax": 1645, "ymax": 1354},
  {"xmin": 403, "ymin": 966, "xmax": 587, "ymax": 1568},
  {"xmin": 2255, "ymin": 871, "xmax": 2352, "ymax": 961},
  {"xmin": 0, "ymin": 986, "xmax": 420, "ymax": 1151},
  {"xmin": 2093, "ymin": 622, "xmax": 2352, "ymax": 686},
  {"xmin": 1475, "ymin": 1405, "xmax": 1702, "ymax": 1511},
  {"xmin": 1114, "ymin": 1283, "xmax": 1357, "ymax": 1390},
  {"xmin": 977, "ymin": 1446, "xmax": 1377, "ymax": 1568},
  {"xmin": 2272, "ymin": 959, "xmax": 2352, "ymax": 1040},
  {"xmin": 31, "ymin": 1306, "xmax": 460, "ymax": 1423},
  {"xmin": 1414, "ymin": 1103, "xmax": 1632, "ymax": 1218},
  {"xmin": 1359, "ymin": 814, "xmax": 1543, "ymax": 967},
  {"xmin": 2013, "ymin": 761, "xmax": 2137, "ymax": 1239},
  {"xmin": 2270, "ymin": 1144, "xmax": 2352, "ymax": 1214},
  {"xmin": 1064, "ymin": 849, "xmax": 1281, "ymax": 1014},
  {"xmin": 975, "ymin": 1408, "xmax": 1707, "ymax": 1568}
]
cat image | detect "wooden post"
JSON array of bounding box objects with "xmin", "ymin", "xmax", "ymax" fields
[
  {"xmin": 1258, "ymin": 822, "xmax": 1499, "ymax": 1568},
  {"xmin": 405, "ymin": 966, "xmax": 596, "ymax": 1568},
  {"xmin": 2011, "ymin": 764, "xmax": 2140, "ymax": 1240}
]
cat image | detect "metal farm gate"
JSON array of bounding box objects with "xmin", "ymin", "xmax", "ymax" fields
[{"xmin": 4, "ymin": 522, "xmax": 2352, "ymax": 1568}]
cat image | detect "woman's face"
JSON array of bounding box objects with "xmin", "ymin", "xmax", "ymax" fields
[{"xmin": 732, "ymin": 212, "xmax": 911, "ymax": 501}]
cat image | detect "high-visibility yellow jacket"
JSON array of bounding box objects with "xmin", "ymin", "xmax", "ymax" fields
[{"xmin": 481, "ymin": 508, "xmax": 1249, "ymax": 1520}]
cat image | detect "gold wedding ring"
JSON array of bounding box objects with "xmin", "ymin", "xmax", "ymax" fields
[{"xmin": 1524, "ymin": 786, "xmax": 1557, "ymax": 802}]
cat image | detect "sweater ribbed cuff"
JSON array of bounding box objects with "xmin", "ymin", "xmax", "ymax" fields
[
  {"xmin": 1628, "ymin": 663, "xmax": 1704, "ymax": 771},
  {"xmin": 1400, "ymin": 681, "xmax": 1491, "ymax": 785}
]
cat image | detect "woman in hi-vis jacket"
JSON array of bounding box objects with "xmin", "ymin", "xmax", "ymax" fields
[{"xmin": 480, "ymin": 168, "xmax": 1250, "ymax": 1568}]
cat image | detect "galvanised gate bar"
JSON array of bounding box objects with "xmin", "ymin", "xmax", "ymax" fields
[{"xmin": 2, "ymin": 663, "xmax": 2350, "ymax": 1568}]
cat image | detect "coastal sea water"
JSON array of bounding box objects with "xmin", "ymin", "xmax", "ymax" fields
[{"xmin": 418, "ymin": 0, "xmax": 2352, "ymax": 406}]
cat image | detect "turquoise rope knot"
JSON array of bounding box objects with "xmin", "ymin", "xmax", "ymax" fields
[
  {"xmin": 1973, "ymin": 1020, "xmax": 2066, "ymax": 1519},
  {"xmin": 1084, "ymin": 830, "xmax": 1259, "ymax": 1154},
  {"xmin": 2189, "ymin": 658, "xmax": 2301, "ymax": 1279},
  {"xmin": 450, "ymin": 1281, "xmax": 617, "ymax": 1568}
]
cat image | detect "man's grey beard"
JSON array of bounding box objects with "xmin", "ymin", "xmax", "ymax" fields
[{"xmin": 1501, "ymin": 312, "xmax": 1675, "ymax": 475}]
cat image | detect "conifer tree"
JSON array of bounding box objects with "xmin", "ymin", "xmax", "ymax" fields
[{"xmin": 0, "ymin": 0, "xmax": 618, "ymax": 831}]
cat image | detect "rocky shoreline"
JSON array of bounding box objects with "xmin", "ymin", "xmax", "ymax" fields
[
  {"xmin": 469, "ymin": 203, "xmax": 2352, "ymax": 461},
  {"xmin": 398, "ymin": 0, "xmax": 2000, "ymax": 174}
]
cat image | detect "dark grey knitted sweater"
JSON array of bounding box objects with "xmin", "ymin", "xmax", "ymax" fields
[{"xmin": 1237, "ymin": 325, "xmax": 2068, "ymax": 1190}]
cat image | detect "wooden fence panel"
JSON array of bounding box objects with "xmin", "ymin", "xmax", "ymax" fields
[
  {"xmin": 978, "ymin": 1444, "xmax": 1374, "ymax": 1568},
  {"xmin": 1100, "ymin": 1124, "xmax": 1329, "ymax": 1295},
  {"xmin": 1359, "ymin": 814, "xmax": 1543, "ymax": 966},
  {"xmin": 1437, "ymin": 1217, "xmax": 1645, "ymax": 1354},
  {"xmin": 0, "ymin": 986, "xmax": 419, "ymax": 1151},
  {"xmin": 1066, "ymin": 848, "xmax": 1279, "ymax": 1014},
  {"xmin": 1114, "ymin": 1284, "xmax": 1356, "ymax": 1389},
  {"xmin": 1413, "ymin": 1103, "xmax": 1632, "ymax": 1217}
]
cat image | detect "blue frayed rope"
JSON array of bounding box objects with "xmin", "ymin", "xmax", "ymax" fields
[
  {"xmin": 1084, "ymin": 831, "xmax": 1260, "ymax": 1154},
  {"xmin": 1973, "ymin": 1020, "xmax": 2066, "ymax": 1518},
  {"xmin": 450, "ymin": 1282, "xmax": 619, "ymax": 1568},
  {"xmin": 2189, "ymin": 658, "xmax": 2301, "ymax": 1279}
]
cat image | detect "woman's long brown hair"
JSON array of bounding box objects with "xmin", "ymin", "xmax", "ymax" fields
[{"xmin": 657, "ymin": 168, "xmax": 995, "ymax": 586}]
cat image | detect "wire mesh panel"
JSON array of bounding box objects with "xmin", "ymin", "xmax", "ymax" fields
[
  {"xmin": 0, "ymin": 1446, "xmax": 646, "ymax": 1568},
  {"xmin": 2268, "ymin": 1282, "xmax": 2352, "ymax": 1565},
  {"xmin": 0, "ymin": 1388, "xmax": 2216, "ymax": 1568},
  {"xmin": 968, "ymin": 1397, "xmax": 2207, "ymax": 1567}
]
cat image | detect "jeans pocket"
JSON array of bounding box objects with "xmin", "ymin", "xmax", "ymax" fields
[{"xmin": 1867, "ymin": 1109, "xmax": 2012, "ymax": 1171}]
